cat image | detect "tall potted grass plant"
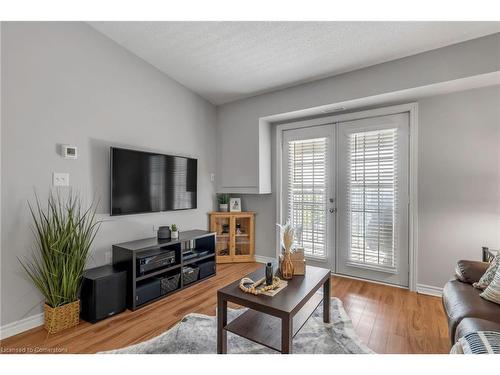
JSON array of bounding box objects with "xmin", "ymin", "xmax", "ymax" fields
[{"xmin": 19, "ymin": 191, "xmax": 100, "ymax": 334}]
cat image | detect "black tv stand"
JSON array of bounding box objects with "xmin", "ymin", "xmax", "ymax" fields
[{"xmin": 112, "ymin": 230, "xmax": 216, "ymax": 310}]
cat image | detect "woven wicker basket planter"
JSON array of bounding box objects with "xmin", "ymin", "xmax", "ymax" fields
[{"xmin": 44, "ymin": 300, "xmax": 80, "ymax": 334}]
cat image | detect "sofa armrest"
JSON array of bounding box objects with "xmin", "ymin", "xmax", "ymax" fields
[{"xmin": 455, "ymin": 260, "xmax": 489, "ymax": 284}]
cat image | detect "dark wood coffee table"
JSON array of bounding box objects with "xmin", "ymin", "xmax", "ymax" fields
[{"xmin": 217, "ymin": 265, "xmax": 331, "ymax": 354}]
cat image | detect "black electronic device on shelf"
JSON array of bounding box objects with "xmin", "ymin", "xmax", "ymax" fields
[
  {"xmin": 182, "ymin": 249, "xmax": 210, "ymax": 261},
  {"xmin": 136, "ymin": 249, "xmax": 177, "ymax": 276},
  {"xmin": 113, "ymin": 230, "xmax": 216, "ymax": 310}
]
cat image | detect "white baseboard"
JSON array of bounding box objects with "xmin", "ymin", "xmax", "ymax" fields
[
  {"xmin": 333, "ymin": 272, "xmax": 410, "ymax": 290},
  {"xmin": 0, "ymin": 312, "xmax": 44, "ymax": 340},
  {"xmin": 254, "ymin": 255, "xmax": 276, "ymax": 264},
  {"xmin": 255, "ymin": 259, "xmax": 443, "ymax": 298},
  {"xmin": 417, "ymin": 283, "xmax": 443, "ymax": 297}
]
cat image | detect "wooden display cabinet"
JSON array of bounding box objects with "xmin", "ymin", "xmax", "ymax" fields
[{"xmin": 209, "ymin": 212, "xmax": 255, "ymax": 263}]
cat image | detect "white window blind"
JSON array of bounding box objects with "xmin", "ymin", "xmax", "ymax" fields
[
  {"xmin": 347, "ymin": 128, "xmax": 398, "ymax": 270},
  {"xmin": 287, "ymin": 138, "xmax": 327, "ymax": 258}
]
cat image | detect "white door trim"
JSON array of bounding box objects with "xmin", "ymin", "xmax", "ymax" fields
[{"xmin": 275, "ymin": 102, "xmax": 418, "ymax": 291}]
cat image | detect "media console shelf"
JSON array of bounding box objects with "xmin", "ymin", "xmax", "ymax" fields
[{"xmin": 113, "ymin": 230, "xmax": 216, "ymax": 310}]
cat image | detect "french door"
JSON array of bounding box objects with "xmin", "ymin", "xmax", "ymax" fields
[
  {"xmin": 282, "ymin": 125, "xmax": 336, "ymax": 270},
  {"xmin": 281, "ymin": 113, "xmax": 410, "ymax": 287},
  {"xmin": 337, "ymin": 113, "xmax": 409, "ymax": 286}
]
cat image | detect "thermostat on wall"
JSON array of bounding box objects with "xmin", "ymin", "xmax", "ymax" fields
[{"xmin": 62, "ymin": 145, "xmax": 77, "ymax": 159}]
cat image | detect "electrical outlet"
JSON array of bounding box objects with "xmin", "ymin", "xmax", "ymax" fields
[
  {"xmin": 210, "ymin": 173, "xmax": 215, "ymax": 182},
  {"xmin": 105, "ymin": 251, "xmax": 112, "ymax": 264},
  {"xmin": 53, "ymin": 172, "xmax": 69, "ymax": 187}
]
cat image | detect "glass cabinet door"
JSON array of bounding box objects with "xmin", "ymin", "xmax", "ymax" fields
[
  {"xmin": 234, "ymin": 216, "xmax": 252, "ymax": 257},
  {"xmin": 213, "ymin": 215, "xmax": 231, "ymax": 258}
]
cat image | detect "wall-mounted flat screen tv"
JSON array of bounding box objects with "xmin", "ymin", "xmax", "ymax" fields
[{"xmin": 111, "ymin": 147, "xmax": 197, "ymax": 216}]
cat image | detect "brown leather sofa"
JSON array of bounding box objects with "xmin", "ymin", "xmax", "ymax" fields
[{"xmin": 442, "ymin": 260, "xmax": 500, "ymax": 344}]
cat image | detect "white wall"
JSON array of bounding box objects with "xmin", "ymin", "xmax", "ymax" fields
[
  {"xmin": 418, "ymin": 87, "xmax": 500, "ymax": 288},
  {"xmin": 0, "ymin": 22, "xmax": 217, "ymax": 327}
]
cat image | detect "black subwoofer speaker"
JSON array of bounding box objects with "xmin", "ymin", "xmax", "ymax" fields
[{"xmin": 80, "ymin": 265, "xmax": 126, "ymax": 323}]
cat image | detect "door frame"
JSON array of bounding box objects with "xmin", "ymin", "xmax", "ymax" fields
[{"xmin": 275, "ymin": 102, "xmax": 419, "ymax": 291}]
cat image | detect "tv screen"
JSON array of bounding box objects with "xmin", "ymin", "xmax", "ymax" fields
[{"xmin": 111, "ymin": 147, "xmax": 197, "ymax": 215}]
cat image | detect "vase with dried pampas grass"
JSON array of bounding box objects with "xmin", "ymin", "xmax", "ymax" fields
[{"xmin": 276, "ymin": 221, "xmax": 297, "ymax": 280}]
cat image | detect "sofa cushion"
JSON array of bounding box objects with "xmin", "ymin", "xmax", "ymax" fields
[
  {"xmin": 473, "ymin": 254, "xmax": 500, "ymax": 290},
  {"xmin": 457, "ymin": 331, "xmax": 500, "ymax": 354},
  {"xmin": 480, "ymin": 267, "xmax": 500, "ymax": 304},
  {"xmin": 442, "ymin": 279, "xmax": 500, "ymax": 343},
  {"xmin": 455, "ymin": 318, "xmax": 500, "ymax": 341},
  {"xmin": 455, "ymin": 260, "xmax": 489, "ymax": 284}
]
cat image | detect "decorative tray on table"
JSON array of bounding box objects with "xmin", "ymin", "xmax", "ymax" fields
[{"xmin": 239, "ymin": 276, "xmax": 288, "ymax": 297}]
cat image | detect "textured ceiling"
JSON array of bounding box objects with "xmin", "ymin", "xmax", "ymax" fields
[{"xmin": 88, "ymin": 22, "xmax": 500, "ymax": 105}]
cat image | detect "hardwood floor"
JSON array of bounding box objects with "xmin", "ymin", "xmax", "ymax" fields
[
  {"xmin": 0, "ymin": 263, "xmax": 450, "ymax": 354},
  {"xmin": 331, "ymin": 275, "xmax": 450, "ymax": 353}
]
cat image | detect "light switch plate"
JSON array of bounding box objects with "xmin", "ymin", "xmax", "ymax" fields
[{"xmin": 53, "ymin": 172, "xmax": 69, "ymax": 187}]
